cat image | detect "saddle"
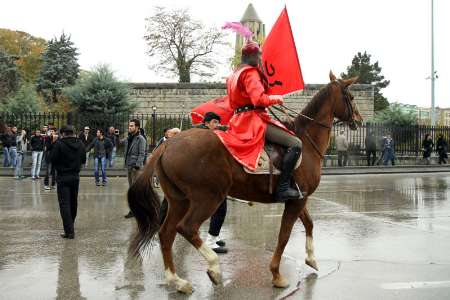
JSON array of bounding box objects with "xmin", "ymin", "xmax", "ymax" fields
[{"xmin": 243, "ymin": 143, "xmax": 302, "ymax": 175}]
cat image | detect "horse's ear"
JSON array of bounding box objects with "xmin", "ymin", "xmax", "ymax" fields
[
  {"xmin": 329, "ymin": 70, "xmax": 336, "ymax": 82},
  {"xmin": 342, "ymin": 76, "xmax": 358, "ymax": 87}
]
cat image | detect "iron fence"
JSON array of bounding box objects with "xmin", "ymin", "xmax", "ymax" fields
[{"xmin": 1, "ymin": 112, "xmax": 449, "ymax": 156}]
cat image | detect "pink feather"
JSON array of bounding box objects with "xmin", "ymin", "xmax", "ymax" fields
[{"xmin": 222, "ymin": 22, "xmax": 253, "ymax": 40}]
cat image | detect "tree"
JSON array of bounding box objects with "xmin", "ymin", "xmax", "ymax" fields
[
  {"xmin": 65, "ymin": 64, "xmax": 134, "ymax": 114},
  {"xmin": 0, "ymin": 29, "xmax": 47, "ymax": 83},
  {"xmin": 0, "ymin": 49, "xmax": 21, "ymax": 101},
  {"xmin": 1, "ymin": 84, "xmax": 42, "ymax": 115},
  {"xmin": 374, "ymin": 102, "xmax": 417, "ymax": 126},
  {"xmin": 144, "ymin": 7, "xmax": 227, "ymax": 82},
  {"xmin": 341, "ymin": 51, "xmax": 390, "ymax": 111},
  {"xmin": 37, "ymin": 33, "xmax": 79, "ymax": 103}
]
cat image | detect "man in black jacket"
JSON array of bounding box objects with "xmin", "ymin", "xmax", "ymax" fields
[
  {"xmin": 79, "ymin": 126, "xmax": 93, "ymax": 168},
  {"xmin": 49, "ymin": 125, "xmax": 86, "ymax": 239}
]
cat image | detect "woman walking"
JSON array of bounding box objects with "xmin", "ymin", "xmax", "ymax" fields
[{"xmin": 422, "ymin": 133, "xmax": 434, "ymax": 165}]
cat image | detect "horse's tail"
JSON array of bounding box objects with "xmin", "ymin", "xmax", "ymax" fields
[{"xmin": 128, "ymin": 144, "xmax": 165, "ymax": 258}]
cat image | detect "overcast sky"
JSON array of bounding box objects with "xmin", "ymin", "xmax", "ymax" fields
[{"xmin": 1, "ymin": 0, "xmax": 448, "ymax": 108}]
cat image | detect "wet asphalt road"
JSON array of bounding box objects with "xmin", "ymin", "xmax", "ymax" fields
[{"xmin": 1, "ymin": 172, "xmax": 450, "ymax": 299}]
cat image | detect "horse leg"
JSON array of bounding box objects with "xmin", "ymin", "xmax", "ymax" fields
[
  {"xmin": 270, "ymin": 199, "xmax": 306, "ymax": 288},
  {"xmin": 299, "ymin": 206, "xmax": 318, "ymax": 271},
  {"xmin": 156, "ymin": 158, "xmax": 193, "ymax": 294},
  {"xmin": 158, "ymin": 197, "xmax": 192, "ymax": 293},
  {"xmin": 176, "ymin": 193, "xmax": 224, "ymax": 286}
]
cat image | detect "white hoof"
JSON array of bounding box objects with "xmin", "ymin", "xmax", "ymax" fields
[
  {"xmin": 207, "ymin": 267, "xmax": 222, "ymax": 285},
  {"xmin": 272, "ymin": 275, "xmax": 289, "ymax": 288},
  {"xmin": 176, "ymin": 279, "xmax": 193, "ymax": 294},
  {"xmin": 305, "ymin": 258, "xmax": 318, "ymax": 271}
]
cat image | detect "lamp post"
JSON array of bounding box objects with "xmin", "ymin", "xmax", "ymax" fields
[
  {"xmin": 431, "ymin": 0, "xmax": 436, "ymax": 126},
  {"xmin": 152, "ymin": 106, "xmax": 157, "ymax": 148}
]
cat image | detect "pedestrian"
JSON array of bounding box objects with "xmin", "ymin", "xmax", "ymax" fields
[
  {"xmin": 106, "ymin": 126, "xmax": 120, "ymax": 168},
  {"xmin": 167, "ymin": 127, "xmax": 181, "ymax": 138},
  {"xmin": 86, "ymin": 129, "xmax": 113, "ymax": 186},
  {"xmin": 197, "ymin": 112, "xmax": 228, "ymax": 253},
  {"xmin": 44, "ymin": 128, "xmax": 57, "ymax": 190},
  {"xmin": 155, "ymin": 128, "xmax": 170, "ymax": 149},
  {"xmin": 30, "ymin": 129, "xmax": 45, "ymax": 179},
  {"xmin": 436, "ymin": 134, "xmax": 448, "ymax": 165},
  {"xmin": 335, "ymin": 130, "xmax": 349, "ymax": 167},
  {"xmin": 383, "ymin": 134, "xmax": 396, "ymax": 166},
  {"xmin": 365, "ymin": 131, "xmax": 377, "ymax": 166},
  {"xmin": 139, "ymin": 127, "xmax": 149, "ymax": 162},
  {"xmin": 0, "ymin": 125, "xmax": 18, "ymax": 168},
  {"xmin": 124, "ymin": 119, "xmax": 147, "ymax": 219},
  {"xmin": 49, "ymin": 125, "xmax": 86, "ymax": 239},
  {"xmin": 78, "ymin": 126, "xmax": 93, "ymax": 168},
  {"xmin": 159, "ymin": 114, "xmax": 229, "ymax": 253},
  {"xmin": 14, "ymin": 129, "xmax": 27, "ymax": 180},
  {"xmin": 422, "ymin": 133, "xmax": 434, "ymax": 165}
]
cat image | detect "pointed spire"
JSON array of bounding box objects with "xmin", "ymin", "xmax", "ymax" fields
[{"xmin": 240, "ymin": 3, "xmax": 261, "ymax": 22}]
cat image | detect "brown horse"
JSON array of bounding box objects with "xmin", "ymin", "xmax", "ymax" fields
[{"xmin": 127, "ymin": 71, "xmax": 363, "ymax": 294}]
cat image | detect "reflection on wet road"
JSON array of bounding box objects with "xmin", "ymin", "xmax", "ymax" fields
[{"xmin": 1, "ymin": 173, "xmax": 450, "ymax": 299}]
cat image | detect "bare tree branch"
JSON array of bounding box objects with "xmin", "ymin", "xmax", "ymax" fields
[{"xmin": 144, "ymin": 6, "xmax": 227, "ymax": 82}]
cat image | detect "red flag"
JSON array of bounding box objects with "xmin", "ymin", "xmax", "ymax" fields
[
  {"xmin": 262, "ymin": 7, "xmax": 304, "ymax": 95},
  {"xmin": 190, "ymin": 96, "xmax": 234, "ymax": 125}
]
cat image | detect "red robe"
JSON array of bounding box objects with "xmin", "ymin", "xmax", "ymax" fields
[{"xmin": 215, "ymin": 65, "xmax": 293, "ymax": 171}]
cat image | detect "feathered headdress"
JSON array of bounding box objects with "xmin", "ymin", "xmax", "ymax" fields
[{"xmin": 222, "ymin": 22, "xmax": 253, "ymax": 41}]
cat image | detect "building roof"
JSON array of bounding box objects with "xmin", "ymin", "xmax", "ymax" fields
[{"xmin": 240, "ymin": 3, "xmax": 262, "ymax": 22}]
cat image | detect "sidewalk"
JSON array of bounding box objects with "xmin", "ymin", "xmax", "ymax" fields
[{"xmin": 1, "ymin": 164, "xmax": 448, "ymax": 177}]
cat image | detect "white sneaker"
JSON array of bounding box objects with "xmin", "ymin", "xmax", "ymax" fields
[
  {"xmin": 44, "ymin": 186, "xmax": 51, "ymax": 190},
  {"xmin": 205, "ymin": 234, "xmax": 219, "ymax": 249}
]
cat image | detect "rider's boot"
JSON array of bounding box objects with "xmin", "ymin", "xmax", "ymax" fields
[{"xmin": 274, "ymin": 145, "xmax": 304, "ymax": 203}]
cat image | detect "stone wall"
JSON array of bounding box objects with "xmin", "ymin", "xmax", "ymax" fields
[{"xmin": 130, "ymin": 83, "xmax": 374, "ymax": 119}]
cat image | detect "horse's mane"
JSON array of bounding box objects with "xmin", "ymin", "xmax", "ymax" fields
[{"xmin": 287, "ymin": 84, "xmax": 331, "ymax": 133}]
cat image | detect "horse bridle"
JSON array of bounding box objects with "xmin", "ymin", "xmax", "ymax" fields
[{"xmin": 270, "ymin": 80, "xmax": 356, "ymax": 159}]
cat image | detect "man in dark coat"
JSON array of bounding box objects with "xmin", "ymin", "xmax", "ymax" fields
[
  {"xmin": 49, "ymin": 125, "xmax": 86, "ymax": 239},
  {"xmin": 124, "ymin": 119, "xmax": 147, "ymax": 219},
  {"xmin": 79, "ymin": 126, "xmax": 94, "ymax": 168},
  {"xmin": 86, "ymin": 129, "xmax": 113, "ymax": 186},
  {"xmin": 365, "ymin": 131, "xmax": 377, "ymax": 166},
  {"xmin": 436, "ymin": 134, "xmax": 448, "ymax": 164},
  {"xmin": 160, "ymin": 112, "xmax": 229, "ymax": 253}
]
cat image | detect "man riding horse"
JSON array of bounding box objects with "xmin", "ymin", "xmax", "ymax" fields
[{"xmin": 215, "ymin": 40, "xmax": 303, "ymax": 202}]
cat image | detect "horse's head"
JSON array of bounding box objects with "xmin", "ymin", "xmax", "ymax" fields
[{"xmin": 328, "ymin": 71, "xmax": 363, "ymax": 130}]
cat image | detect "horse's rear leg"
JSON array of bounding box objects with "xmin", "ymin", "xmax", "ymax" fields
[
  {"xmin": 158, "ymin": 197, "xmax": 191, "ymax": 293},
  {"xmin": 299, "ymin": 207, "xmax": 318, "ymax": 271},
  {"xmin": 270, "ymin": 199, "xmax": 306, "ymax": 288},
  {"xmin": 176, "ymin": 194, "xmax": 224, "ymax": 285}
]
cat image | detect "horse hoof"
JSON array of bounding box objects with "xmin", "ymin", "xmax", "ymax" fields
[
  {"xmin": 176, "ymin": 280, "xmax": 193, "ymax": 294},
  {"xmin": 207, "ymin": 269, "xmax": 222, "ymax": 285},
  {"xmin": 272, "ymin": 275, "xmax": 289, "ymax": 288},
  {"xmin": 305, "ymin": 259, "xmax": 318, "ymax": 271}
]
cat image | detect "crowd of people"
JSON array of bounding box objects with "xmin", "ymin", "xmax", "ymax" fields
[
  {"xmin": 333, "ymin": 132, "xmax": 448, "ymax": 167},
  {"xmin": 0, "ymin": 120, "xmax": 150, "ymax": 239}
]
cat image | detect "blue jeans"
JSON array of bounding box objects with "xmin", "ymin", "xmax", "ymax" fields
[
  {"xmin": 94, "ymin": 156, "xmax": 107, "ymax": 183},
  {"xmin": 14, "ymin": 152, "xmax": 24, "ymax": 177},
  {"xmin": 108, "ymin": 147, "xmax": 116, "ymax": 168},
  {"xmin": 31, "ymin": 151, "xmax": 43, "ymax": 178},
  {"xmin": 3, "ymin": 147, "xmax": 17, "ymax": 167}
]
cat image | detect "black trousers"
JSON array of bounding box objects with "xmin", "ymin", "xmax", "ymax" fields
[
  {"xmin": 337, "ymin": 151, "xmax": 348, "ymax": 167},
  {"xmin": 366, "ymin": 150, "xmax": 376, "ymax": 166},
  {"xmin": 159, "ymin": 198, "xmax": 227, "ymax": 237},
  {"xmin": 208, "ymin": 199, "xmax": 227, "ymax": 237},
  {"xmin": 56, "ymin": 175, "xmax": 80, "ymax": 235},
  {"xmin": 44, "ymin": 161, "xmax": 56, "ymax": 186}
]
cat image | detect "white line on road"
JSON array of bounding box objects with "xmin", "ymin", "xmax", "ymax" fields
[{"xmin": 381, "ymin": 281, "xmax": 450, "ymax": 290}]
